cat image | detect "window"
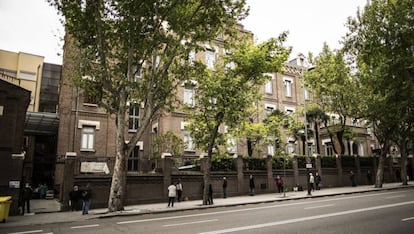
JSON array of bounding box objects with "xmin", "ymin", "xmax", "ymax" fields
[
  {"xmin": 285, "ymin": 107, "xmax": 295, "ymax": 115},
  {"xmin": 227, "ymin": 136, "xmax": 237, "ymax": 153},
  {"xmin": 184, "ymin": 133, "xmax": 194, "ymax": 151},
  {"xmin": 205, "ymin": 49, "xmax": 216, "ymax": 69},
  {"xmin": 265, "ymin": 104, "xmax": 276, "ymax": 114},
  {"xmin": 325, "ymin": 142, "xmax": 333, "ymax": 156},
  {"xmin": 265, "ymin": 80, "xmax": 273, "ymax": 94},
  {"xmin": 283, "ymin": 77, "xmax": 293, "ymax": 97},
  {"xmin": 184, "ymin": 88, "xmax": 195, "ymax": 106},
  {"xmin": 304, "ymin": 89, "xmax": 310, "ymax": 100},
  {"xmin": 129, "ymin": 103, "xmax": 140, "ymax": 131},
  {"xmin": 268, "ymin": 144, "xmax": 275, "ymax": 156},
  {"xmin": 81, "ymin": 126, "xmax": 95, "ymax": 151},
  {"xmin": 287, "ymin": 142, "xmax": 296, "ymax": 154},
  {"xmin": 128, "ymin": 146, "xmax": 139, "ymax": 172},
  {"xmin": 83, "ymin": 79, "xmax": 102, "ymax": 104}
]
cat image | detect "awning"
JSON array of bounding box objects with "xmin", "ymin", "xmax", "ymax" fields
[{"xmin": 24, "ymin": 112, "xmax": 59, "ymax": 135}]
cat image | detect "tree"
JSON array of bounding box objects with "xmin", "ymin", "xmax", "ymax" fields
[
  {"xmin": 186, "ymin": 35, "xmax": 290, "ymax": 204},
  {"xmin": 51, "ymin": 0, "xmax": 248, "ymax": 212},
  {"xmin": 305, "ymin": 105, "xmax": 329, "ymax": 155},
  {"xmin": 344, "ymin": 0, "xmax": 414, "ymax": 187},
  {"xmin": 151, "ymin": 131, "xmax": 184, "ymax": 158},
  {"xmin": 305, "ymin": 43, "xmax": 360, "ymax": 155}
]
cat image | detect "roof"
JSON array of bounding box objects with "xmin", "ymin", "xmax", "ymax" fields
[{"xmin": 24, "ymin": 111, "xmax": 59, "ymax": 135}]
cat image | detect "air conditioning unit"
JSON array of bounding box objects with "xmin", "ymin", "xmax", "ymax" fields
[{"xmin": 11, "ymin": 151, "xmax": 25, "ymax": 160}]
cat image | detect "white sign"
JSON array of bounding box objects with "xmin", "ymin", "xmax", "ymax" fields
[
  {"xmin": 306, "ymin": 163, "xmax": 313, "ymax": 169},
  {"xmin": 9, "ymin": 181, "xmax": 20, "ymax": 188},
  {"xmin": 81, "ymin": 162, "xmax": 110, "ymax": 174}
]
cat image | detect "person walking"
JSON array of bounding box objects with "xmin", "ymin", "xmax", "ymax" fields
[
  {"xmin": 22, "ymin": 183, "xmax": 32, "ymax": 215},
  {"xmin": 207, "ymin": 183, "xmax": 214, "ymax": 205},
  {"xmin": 81, "ymin": 184, "xmax": 92, "ymax": 215},
  {"xmin": 308, "ymin": 173, "xmax": 314, "ymax": 195},
  {"xmin": 275, "ymin": 175, "xmax": 284, "ymax": 193},
  {"xmin": 350, "ymin": 170, "xmax": 357, "ymax": 187},
  {"xmin": 249, "ymin": 175, "xmax": 255, "ymax": 196},
  {"xmin": 176, "ymin": 179, "xmax": 183, "ymax": 202},
  {"xmin": 222, "ymin": 177, "xmax": 228, "ymax": 198},
  {"xmin": 315, "ymin": 172, "xmax": 322, "ymax": 190},
  {"xmin": 167, "ymin": 182, "xmax": 177, "ymax": 207},
  {"xmin": 69, "ymin": 185, "xmax": 80, "ymax": 211}
]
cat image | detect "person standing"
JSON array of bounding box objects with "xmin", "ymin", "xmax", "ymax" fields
[
  {"xmin": 81, "ymin": 184, "xmax": 92, "ymax": 215},
  {"xmin": 249, "ymin": 175, "xmax": 255, "ymax": 196},
  {"xmin": 275, "ymin": 175, "xmax": 284, "ymax": 193},
  {"xmin": 22, "ymin": 183, "xmax": 32, "ymax": 215},
  {"xmin": 207, "ymin": 184, "xmax": 214, "ymax": 205},
  {"xmin": 176, "ymin": 179, "xmax": 183, "ymax": 202},
  {"xmin": 350, "ymin": 171, "xmax": 357, "ymax": 187},
  {"xmin": 69, "ymin": 185, "xmax": 80, "ymax": 211},
  {"xmin": 308, "ymin": 173, "xmax": 314, "ymax": 195},
  {"xmin": 167, "ymin": 182, "xmax": 177, "ymax": 207},
  {"xmin": 222, "ymin": 177, "xmax": 228, "ymax": 198},
  {"xmin": 314, "ymin": 172, "xmax": 322, "ymax": 190}
]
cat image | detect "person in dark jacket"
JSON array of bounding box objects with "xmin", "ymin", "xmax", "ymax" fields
[
  {"xmin": 315, "ymin": 172, "xmax": 322, "ymax": 190},
  {"xmin": 81, "ymin": 184, "xmax": 92, "ymax": 215},
  {"xmin": 207, "ymin": 184, "xmax": 214, "ymax": 205},
  {"xmin": 22, "ymin": 183, "xmax": 32, "ymax": 215},
  {"xmin": 222, "ymin": 177, "xmax": 228, "ymax": 198},
  {"xmin": 249, "ymin": 175, "xmax": 255, "ymax": 196},
  {"xmin": 69, "ymin": 185, "xmax": 80, "ymax": 211}
]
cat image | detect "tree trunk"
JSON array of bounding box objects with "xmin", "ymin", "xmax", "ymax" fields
[
  {"xmin": 314, "ymin": 123, "xmax": 321, "ymax": 155},
  {"xmin": 399, "ymin": 139, "xmax": 408, "ymax": 186},
  {"xmin": 108, "ymin": 150, "xmax": 127, "ymax": 212},
  {"xmin": 375, "ymin": 143, "xmax": 388, "ymax": 188},
  {"xmin": 247, "ymin": 138, "xmax": 253, "ymax": 157}
]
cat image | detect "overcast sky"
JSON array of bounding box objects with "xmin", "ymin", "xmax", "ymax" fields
[{"xmin": 0, "ymin": 0, "xmax": 367, "ymax": 65}]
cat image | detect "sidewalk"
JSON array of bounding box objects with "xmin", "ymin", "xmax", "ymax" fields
[{"xmin": 1, "ymin": 182, "xmax": 413, "ymax": 228}]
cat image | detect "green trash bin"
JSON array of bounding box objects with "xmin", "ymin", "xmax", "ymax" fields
[{"xmin": 0, "ymin": 196, "xmax": 12, "ymax": 223}]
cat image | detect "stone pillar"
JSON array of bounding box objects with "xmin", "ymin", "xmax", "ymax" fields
[
  {"xmin": 315, "ymin": 156, "xmax": 322, "ymax": 176},
  {"xmin": 411, "ymin": 157, "xmax": 414, "ymax": 181},
  {"xmin": 336, "ymin": 155, "xmax": 343, "ymax": 186},
  {"xmin": 162, "ymin": 155, "xmax": 172, "ymax": 196},
  {"xmin": 236, "ymin": 156, "xmax": 244, "ymax": 194},
  {"xmin": 292, "ymin": 156, "xmax": 299, "ymax": 186},
  {"xmin": 61, "ymin": 157, "xmax": 76, "ymax": 211},
  {"xmin": 266, "ymin": 156, "xmax": 274, "ymax": 191}
]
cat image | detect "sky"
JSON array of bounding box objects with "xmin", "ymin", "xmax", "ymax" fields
[{"xmin": 0, "ymin": 0, "xmax": 367, "ymax": 65}]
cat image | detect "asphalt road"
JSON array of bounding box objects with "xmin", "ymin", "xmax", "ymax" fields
[{"xmin": 4, "ymin": 188, "xmax": 414, "ymax": 234}]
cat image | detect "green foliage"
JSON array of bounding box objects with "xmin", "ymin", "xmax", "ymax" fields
[
  {"xmin": 272, "ymin": 156, "xmax": 293, "ymax": 170},
  {"xmin": 186, "ymin": 35, "xmax": 290, "ymax": 154},
  {"xmin": 151, "ymin": 131, "xmax": 184, "ymax": 158},
  {"xmin": 359, "ymin": 156, "xmax": 374, "ymax": 168},
  {"xmin": 320, "ymin": 156, "xmax": 337, "ymax": 168},
  {"xmin": 244, "ymin": 157, "xmax": 267, "ymax": 170},
  {"xmin": 341, "ymin": 156, "xmax": 355, "ymax": 168},
  {"xmin": 211, "ymin": 154, "xmax": 236, "ymax": 171}
]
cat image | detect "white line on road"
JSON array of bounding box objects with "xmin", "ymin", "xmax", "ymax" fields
[
  {"xmin": 385, "ymin": 195, "xmax": 406, "ymax": 199},
  {"xmin": 198, "ymin": 200, "xmax": 414, "ymax": 234},
  {"xmin": 402, "ymin": 216, "xmax": 414, "ymax": 221},
  {"xmin": 304, "ymin": 204, "xmax": 335, "ymax": 210},
  {"xmin": 8, "ymin": 230, "xmax": 43, "ymax": 234},
  {"xmin": 70, "ymin": 224, "xmax": 100, "ymax": 229},
  {"xmin": 163, "ymin": 219, "xmax": 218, "ymax": 227},
  {"xmin": 117, "ymin": 190, "xmax": 411, "ymax": 225}
]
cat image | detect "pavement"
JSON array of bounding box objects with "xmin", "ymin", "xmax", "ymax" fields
[{"xmin": 1, "ymin": 182, "xmax": 413, "ymax": 228}]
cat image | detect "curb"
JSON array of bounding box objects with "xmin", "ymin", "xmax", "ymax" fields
[{"xmin": 94, "ymin": 184, "xmax": 414, "ymax": 219}]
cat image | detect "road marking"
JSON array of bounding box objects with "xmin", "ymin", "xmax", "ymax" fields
[
  {"xmin": 163, "ymin": 219, "xmax": 218, "ymax": 227},
  {"xmin": 117, "ymin": 190, "xmax": 411, "ymax": 225},
  {"xmin": 198, "ymin": 200, "xmax": 414, "ymax": 234},
  {"xmin": 385, "ymin": 195, "xmax": 405, "ymax": 199},
  {"xmin": 70, "ymin": 224, "xmax": 100, "ymax": 229},
  {"xmin": 8, "ymin": 230, "xmax": 43, "ymax": 234},
  {"xmin": 304, "ymin": 204, "xmax": 335, "ymax": 210},
  {"xmin": 402, "ymin": 216, "xmax": 414, "ymax": 221}
]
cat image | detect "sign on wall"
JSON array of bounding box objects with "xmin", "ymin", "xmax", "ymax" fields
[{"xmin": 80, "ymin": 162, "xmax": 110, "ymax": 174}]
